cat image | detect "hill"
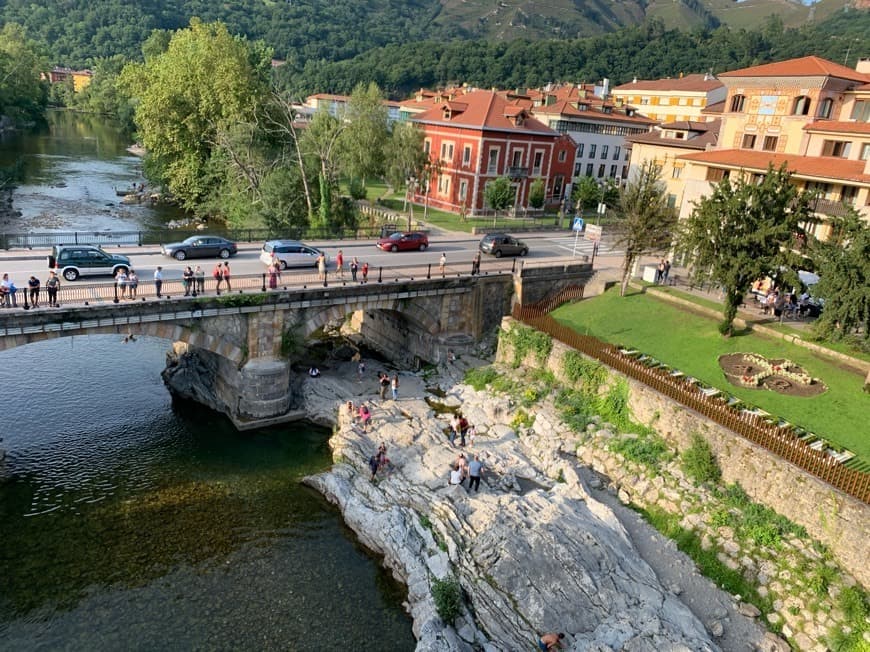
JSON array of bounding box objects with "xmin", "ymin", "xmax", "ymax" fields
[{"xmin": 0, "ymin": 0, "xmax": 865, "ymax": 68}]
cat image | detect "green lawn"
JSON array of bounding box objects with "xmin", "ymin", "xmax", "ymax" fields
[{"xmin": 552, "ymin": 288, "xmax": 870, "ymax": 460}]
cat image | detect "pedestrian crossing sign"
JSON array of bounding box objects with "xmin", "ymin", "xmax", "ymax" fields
[{"xmin": 572, "ymin": 216, "xmax": 585, "ymax": 232}]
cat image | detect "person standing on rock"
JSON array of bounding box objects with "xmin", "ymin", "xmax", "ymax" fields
[
  {"xmin": 538, "ymin": 632, "xmax": 566, "ymax": 651},
  {"xmin": 467, "ymin": 454, "xmax": 484, "ymax": 492},
  {"xmin": 368, "ymin": 452, "xmax": 380, "ymax": 482},
  {"xmin": 378, "ymin": 372, "xmax": 390, "ymax": 401},
  {"xmin": 391, "ymin": 373, "xmax": 399, "ymax": 401}
]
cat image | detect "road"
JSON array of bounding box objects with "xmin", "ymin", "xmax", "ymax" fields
[{"xmin": 0, "ymin": 231, "xmax": 624, "ymax": 284}]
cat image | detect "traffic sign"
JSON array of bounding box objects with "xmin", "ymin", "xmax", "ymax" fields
[
  {"xmin": 585, "ymin": 224, "xmax": 602, "ymax": 242},
  {"xmin": 572, "ymin": 216, "xmax": 585, "ymax": 232}
]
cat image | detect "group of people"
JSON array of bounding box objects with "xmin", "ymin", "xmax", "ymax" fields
[
  {"xmin": 114, "ymin": 268, "xmax": 141, "ymax": 299},
  {"xmin": 378, "ymin": 372, "xmax": 400, "ymax": 401},
  {"xmin": 449, "ymin": 412, "xmax": 474, "ymax": 447},
  {"xmin": 654, "ymin": 259, "xmax": 671, "ymax": 285},
  {"xmin": 313, "ymin": 250, "xmax": 369, "ymax": 284},
  {"xmin": 448, "ymin": 452, "xmax": 485, "ymax": 492},
  {"xmin": 758, "ymin": 288, "xmax": 811, "ymax": 319},
  {"xmin": 368, "ymin": 441, "xmax": 391, "ymax": 481},
  {"xmin": 1, "ymin": 272, "xmax": 61, "ymax": 308}
]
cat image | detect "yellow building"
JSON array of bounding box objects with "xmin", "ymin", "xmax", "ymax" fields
[
  {"xmin": 675, "ymin": 56, "xmax": 870, "ymax": 240},
  {"xmin": 611, "ymin": 74, "xmax": 726, "ymax": 124},
  {"xmin": 626, "ymin": 120, "xmax": 720, "ymax": 209}
]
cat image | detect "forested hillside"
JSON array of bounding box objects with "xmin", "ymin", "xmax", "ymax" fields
[
  {"xmin": 276, "ymin": 11, "xmax": 870, "ymax": 97},
  {"xmin": 0, "ymin": 0, "xmax": 864, "ymax": 69}
]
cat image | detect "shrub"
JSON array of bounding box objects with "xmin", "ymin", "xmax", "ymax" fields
[
  {"xmin": 827, "ymin": 585, "xmax": 869, "ymax": 651},
  {"xmin": 502, "ymin": 324, "xmax": 552, "ymax": 367},
  {"xmin": 510, "ymin": 409, "xmax": 535, "ymax": 431},
  {"xmin": 609, "ymin": 433, "xmax": 671, "ymax": 470},
  {"xmin": 431, "ymin": 575, "xmax": 462, "ymax": 623},
  {"xmin": 464, "ymin": 366, "xmax": 499, "ymax": 390},
  {"xmin": 714, "ymin": 483, "xmax": 806, "ymax": 548},
  {"xmin": 680, "ymin": 433, "xmax": 721, "ymax": 485},
  {"xmin": 562, "ymin": 351, "xmax": 607, "ymax": 393}
]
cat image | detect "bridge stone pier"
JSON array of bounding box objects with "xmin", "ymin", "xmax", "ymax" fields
[{"xmin": 0, "ymin": 262, "xmax": 594, "ymax": 428}]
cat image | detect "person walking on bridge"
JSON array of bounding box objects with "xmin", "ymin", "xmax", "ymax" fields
[
  {"xmin": 213, "ymin": 263, "xmax": 224, "ymax": 293},
  {"xmin": 222, "ymin": 261, "xmax": 232, "ymax": 291}
]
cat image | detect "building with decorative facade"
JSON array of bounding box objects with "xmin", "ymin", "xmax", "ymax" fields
[{"xmin": 611, "ymin": 73, "xmax": 726, "ymax": 124}]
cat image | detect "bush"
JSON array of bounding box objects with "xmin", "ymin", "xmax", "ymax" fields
[
  {"xmin": 609, "ymin": 433, "xmax": 672, "ymax": 470},
  {"xmin": 680, "ymin": 433, "xmax": 721, "ymax": 485},
  {"xmin": 431, "ymin": 575, "xmax": 462, "ymax": 623},
  {"xmin": 562, "ymin": 351, "xmax": 606, "ymax": 393},
  {"xmin": 464, "ymin": 366, "xmax": 499, "ymax": 390},
  {"xmin": 828, "ymin": 585, "xmax": 870, "ymax": 651},
  {"xmin": 502, "ymin": 324, "xmax": 552, "ymax": 367}
]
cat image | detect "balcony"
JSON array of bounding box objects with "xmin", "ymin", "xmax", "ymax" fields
[
  {"xmin": 813, "ymin": 198, "xmax": 859, "ymax": 218},
  {"xmin": 508, "ymin": 166, "xmax": 529, "ymax": 179}
]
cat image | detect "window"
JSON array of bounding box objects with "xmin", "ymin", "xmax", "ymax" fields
[
  {"xmin": 459, "ymin": 180, "xmax": 468, "ymax": 201},
  {"xmin": 762, "ymin": 136, "xmax": 778, "ymax": 152},
  {"xmin": 640, "ymin": 97, "xmax": 650, "ymax": 105},
  {"xmin": 672, "ymin": 166, "xmax": 682, "ymax": 179},
  {"xmin": 585, "ymin": 163, "xmax": 594, "ymax": 177},
  {"xmin": 613, "ymin": 146, "xmax": 621, "ymax": 161},
  {"xmin": 511, "ymin": 149, "xmax": 523, "ymax": 167},
  {"xmin": 741, "ymin": 134, "xmax": 756, "ymax": 149},
  {"xmin": 487, "ymin": 147, "xmax": 499, "ymax": 174},
  {"xmin": 624, "ymin": 150, "xmax": 630, "ymax": 161},
  {"xmin": 533, "ymin": 151, "xmax": 543, "ymax": 174},
  {"xmin": 552, "ymin": 175, "xmax": 564, "ymax": 197},
  {"xmin": 609, "ymin": 165, "xmax": 618, "ymax": 178},
  {"xmin": 729, "ymin": 94, "xmax": 746, "ymax": 112},
  {"xmin": 841, "ymin": 185, "xmax": 858, "ymax": 204},
  {"xmin": 573, "ymin": 162, "xmax": 582, "ymax": 176},
  {"xmin": 817, "ymin": 98, "xmax": 833, "ymax": 120},
  {"xmin": 462, "ymin": 145, "xmax": 472, "ymax": 166},
  {"xmin": 597, "ymin": 164, "xmax": 606, "ymax": 178},
  {"xmin": 850, "ymin": 100, "xmax": 870, "ymax": 122},
  {"xmin": 622, "ymin": 165, "xmax": 628, "ymax": 179},
  {"xmin": 706, "ymin": 168, "xmax": 729, "ymax": 182},
  {"xmin": 667, "ymin": 194, "xmax": 677, "ymax": 208},
  {"xmin": 822, "ymin": 140, "xmax": 851, "ymax": 157},
  {"xmin": 423, "ymin": 139, "xmax": 431, "ymax": 154},
  {"xmin": 577, "ymin": 143, "xmax": 584, "ymax": 158},
  {"xmin": 600, "ymin": 145, "xmax": 609, "ymax": 159},
  {"xmin": 860, "ymin": 143, "xmax": 870, "ymax": 161},
  {"xmin": 791, "ymin": 95, "xmax": 811, "ymax": 116},
  {"xmin": 437, "ymin": 174, "xmax": 450, "ymax": 194},
  {"xmin": 558, "ymin": 150, "xmax": 567, "ymax": 162},
  {"xmin": 589, "ymin": 144, "xmax": 597, "ymax": 158}
]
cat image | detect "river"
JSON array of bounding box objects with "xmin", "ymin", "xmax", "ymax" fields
[
  {"xmin": 0, "ymin": 110, "xmax": 185, "ymax": 233},
  {"xmin": 0, "ymin": 336, "xmax": 415, "ymax": 651}
]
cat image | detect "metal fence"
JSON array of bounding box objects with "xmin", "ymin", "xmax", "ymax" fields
[
  {"xmin": 0, "ymin": 259, "xmax": 518, "ymax": 309},
  {"xmin": 0, "ymin": 225, "xmax": 397, "ymax": 250},
  {"xmin": 511, "ymin": 304, "xmax": 870, "ymax": 504}
]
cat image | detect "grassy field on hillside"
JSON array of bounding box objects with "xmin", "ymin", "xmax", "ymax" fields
[{"xmin": 551, "ymin": 288, "xmax": 870, "ymax": 460}]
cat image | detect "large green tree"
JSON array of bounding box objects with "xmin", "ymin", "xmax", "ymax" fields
[
  {"xmin": 678, "ymin": 164, "xmax": 815, "ymax": 336},
  {"xmin": 300, "ymin": 109, "xmax": 345, "ymax": 230},
  {"xmin": 485, "ymin": 176, "xmax": 514, "ymax": 214},
  {"xmin": 0, "ymin": 23, "xmax": 48, "ymax": 125},
  {"xmin": 810, "ymin": 211, "xmax": 870, "ymax": 347},
  {"xmin": 384, "ymin": 121, "xmax": 427, "ymax": 195},
  {"xmin": 572, "ymin": 175, "xmax": 602, "ymax": 212},
  {"xmin": 340, "ymin": 81, "xmax": 389, "ymax": 188},
  {"xmin": 614, "ymin": 160, "xmax": 676, "ymax": 297},
  {"xmin": 119, "ymin": 20, "xmax": 273, "ymax": 210}
]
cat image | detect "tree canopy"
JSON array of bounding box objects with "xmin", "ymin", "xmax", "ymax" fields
[
  {"xmin": 485, "ymin": 177, "xmax": 515, "ymax": 213},
  {"xmin": 0, "ymin": 23, "xmax": 49, "ymax": 126},
  {"xmin": 677, "ymin": 164, "xmax": 815, "ymax": 336}
]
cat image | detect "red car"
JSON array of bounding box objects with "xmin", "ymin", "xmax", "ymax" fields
[{"xmin": 376, "ymin": 231, "xmax": 429, "ymax": 252}]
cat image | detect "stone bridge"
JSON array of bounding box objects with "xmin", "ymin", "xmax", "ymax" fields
[{"xmin": 0, "ymin": 261, "xmax": 595, "ymax": 427}]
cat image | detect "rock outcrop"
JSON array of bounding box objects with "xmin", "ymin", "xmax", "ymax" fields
[{"xmin": 302, "ymin": 370, "xmax": 720, "ymax": 651}]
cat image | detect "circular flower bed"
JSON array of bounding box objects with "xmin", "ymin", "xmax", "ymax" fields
[{"xmin": 719, "ymin": 353, "xmax": 826, "ymax": 397}]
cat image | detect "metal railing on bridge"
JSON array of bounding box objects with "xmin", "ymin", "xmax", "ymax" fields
[{"xmin": 0, "ymin": 259, "xmax": 522, "ymax": 310}]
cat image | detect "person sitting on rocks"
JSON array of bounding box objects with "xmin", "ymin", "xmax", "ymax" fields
[
  {"xmin": 538, "ymin": 632, "xmax": 566, "ymax": 651},
  {"xmin": 448, "ymin": 464, "xmax": 463, "ymax": 486},
  {"xmin": 308, "ymin": 366, "xmax": 320, "ymax": 377}
]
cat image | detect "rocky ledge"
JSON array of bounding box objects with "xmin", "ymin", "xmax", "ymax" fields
[{"xmin": 301, "ymin": 361, "xmax": 738, "ymax": 651}]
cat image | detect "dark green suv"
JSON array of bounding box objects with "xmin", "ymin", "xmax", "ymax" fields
[{"xmin": 49, "ymin": 245, "xmax": 131, "ymax": 281}]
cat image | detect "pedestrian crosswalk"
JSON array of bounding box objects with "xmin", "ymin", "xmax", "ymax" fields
[{"xmin": 549, "ymin": 234, "xmax": 624, "ymax": 258}]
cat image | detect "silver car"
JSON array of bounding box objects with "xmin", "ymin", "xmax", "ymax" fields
[{"xmin": 260, "ymin": 240, "xmax": 327, "ymax": 269}]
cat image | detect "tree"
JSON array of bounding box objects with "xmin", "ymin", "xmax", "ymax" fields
[
  {"xmin": 528, "ymin": 179, "xmax": 545, "ymax": 209},
  {"xmin": 572, "ymin": 175, "xmax": 602, "ymax": 212},
  {"xmin": 678, "ymin": 164, "xmax": 815, "ymax": 336},
  {"xmin": 613, "ymin": 161, "xmax": 676, "ymax": 296},
  {"xmin": 384, "ymin": 121, "xmax": 427, "ymax": 194},
  {"xmin": 0, "ymin": 23, "xmax": 48, "ymax": 126},
  {"xmin": 119, "ymin": 20, "xmax": 273, "ymax": 210},
  {"xmin": 300, "ymin": 109, "xmax": 345, "ymax": 230},
  {"xmin": 810, "ymin": 210, "xmax": 870, "ymax": 346},
  {"xmin": 340, "ymin": 81, "xmax": 389, "ymax": 188},
  {"xmin": 485, "ymin": 177, "xmax": 514, "ymax": 214}
]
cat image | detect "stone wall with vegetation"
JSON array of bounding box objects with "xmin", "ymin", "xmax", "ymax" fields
[{"xmin": 492, "ymin": 317, "xmax": 870, "ymax": 650}]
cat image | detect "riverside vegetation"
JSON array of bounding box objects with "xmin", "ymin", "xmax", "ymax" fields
[{"xmin": 490, "ymin": 322, "xmax": 869, "ymax": 651}]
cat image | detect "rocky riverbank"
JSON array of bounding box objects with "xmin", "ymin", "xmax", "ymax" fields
[
  {"xmin": 300, "ymin": 357, "xmax": 771, "ymax": 651},
  {"xmin": 1, "ymin": 187, "xmax": 23, "ymax": 227}
]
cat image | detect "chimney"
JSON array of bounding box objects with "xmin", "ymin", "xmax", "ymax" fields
[
  {"xmin": 857, "ymin": 58, "xmax": 870, "ymax": 74},
  {"xmin": 602, "ymin": 78, "xmax": 610, "ymax": 98},
  {"xmin": 632, "ymin": 77, "xmax": 637, "ymax": 84}
]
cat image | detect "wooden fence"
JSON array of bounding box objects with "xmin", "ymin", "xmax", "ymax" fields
[{"xmin": 511, "ymin": 304, "xmax": 870, "ymax": 504}]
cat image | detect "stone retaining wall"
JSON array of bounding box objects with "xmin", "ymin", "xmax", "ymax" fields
[{"xmin": 498, "ymin": 317, "xmax": 870, "ymax": 589}]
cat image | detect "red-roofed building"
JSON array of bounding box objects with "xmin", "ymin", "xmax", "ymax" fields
[
  {"xmin": 409, "ymin": 89, "xmax": 577, "ymax": 215},
  {"xmin": 672, "ymin": 56, "xmax": 870, "ymax": 239}
]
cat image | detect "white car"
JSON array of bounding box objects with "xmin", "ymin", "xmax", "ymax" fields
[{"xmin": 259, "ymin": 240, "xmax": 327, "ymax": 269}]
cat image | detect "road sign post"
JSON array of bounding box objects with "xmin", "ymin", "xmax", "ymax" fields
[
  {"xmin": 585, "ymin": 224, "xmax": 603, "ymax": 267},
  {"xmin": 571, "ymin": 216, "xmax": 585, "ymax": 257}
]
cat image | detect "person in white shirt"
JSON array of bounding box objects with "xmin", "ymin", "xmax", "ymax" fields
[{"xmin": 154, "ymin": 266, "xmax": 163, "ymax": 298}]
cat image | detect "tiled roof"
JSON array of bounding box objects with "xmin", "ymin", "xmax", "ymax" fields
[
  {"xmin": 718, "ymin": 56, "xmax": 870, "ymax": 83},
  {"xmin": 612, "ymin": 74, "xmax": 723, "ymax": 94},
  {"xmin": 702, "ymin": 100, "xmax": 725, "ymax": 114},
  {"xmin": 307, "ymin": 93, "xmax": 350, "ymax": 101},
  {"xmin": 803, "ymin": 120, "xmax": 870, "ymax": 135},
  {"xmin": 530, "ymin": 99, "xmax": 655, "ymax": 125},
  {"xmin": 411, "ymin": 90, "xmax": 557, "ymax": 135},
  {"xmin": 677, "ymin": 149, "xmax": 870, "ymax": 184},
  {"xmin": 628, "ymin": 119, "xmax": 720, "ymax": 150}
]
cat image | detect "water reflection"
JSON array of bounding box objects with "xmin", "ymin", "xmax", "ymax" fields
[
  {"xmin": 0, "ymin": 110, "xmax": 186, "ymax": 232},
  {"xmin": 0, "ymin": 336, "xmax": 414, "ymax": 650}
]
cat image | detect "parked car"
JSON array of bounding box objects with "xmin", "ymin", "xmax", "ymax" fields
[
  {"xmin": 48, "ymin": 244, "xmax": 131, "ymax": 281},
  {"xmin": 479, "ymin": 233, "xmax": 528, "ymax": 258},
  {"xmin": 260, "ymin": 240, "xmax": 327, "ymax": 269},
  {"xmin": 161, "ymin": 236, "xmax": 237, "ymax": 261},
  {"xmin": 377, "ymin": 231, "xmax": 429, "ymax": 252}
]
